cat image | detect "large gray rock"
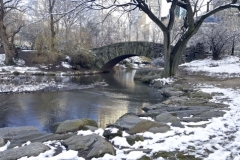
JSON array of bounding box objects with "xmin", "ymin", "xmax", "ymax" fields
[
  {"xmin": 0, "ymin": 137, "xmax": 4, "ymax": 147},
  {"xmin": 51, "ymin": 118, "xmax": 98, "ymax": 134},
  {"xmin": 192, "ymin": 91, "xmax": 213, "ymax": 99},
  {"xmin": 0, "ymin": 142, "xmax": 49, "ymax": 160},
  {"xmin": 162, "ymin": 96, "xmax": 189, "ymax": 105},
  {"xmin": 171, "ymin": 121, "xmax": 185, "ymax": 128},
  {"xmin": 0, "ymin": 126, "xmax": 39, "ymax": 139},
  {"xmin": 114, "ymin": 113, "xmax": 170, "ymax": 134},
  {"xmin": 142, "ymin": 103, "xmax": 167, "ymax": 112},
  {"xmin": 195, "ymin": 110, "xmax": 225, "ymax": 119},
  {"xmin": 161, "ymin": 87, "xmax": 184, "ymax": 98},
  {"xmin": 155, "ymin": 113, "xmax": 179, "ymax": 123},
  {"xmin": 63, "ymin": 135, "xmax": 115, "ymax": 159},
  {"xmin": 7, "ymin": 132, "xmax": 72, "ymax": 149},
  {"xmin": 148, "ymin": 126, "xmax": 171, "ymax": 133},
  {"xmin": 183, "ymin": 98, "xmax": 209, "ymax": 106},
  {"xmin": 126, "ymin": 135, "xmax": 144, "ymax": 145}
]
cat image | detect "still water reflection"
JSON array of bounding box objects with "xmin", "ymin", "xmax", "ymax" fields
[{"xmin": 0, "ymin": 69, "xmax": 164, "ymax": 132}]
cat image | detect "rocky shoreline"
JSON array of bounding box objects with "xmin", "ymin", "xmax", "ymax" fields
[{"xmin": 0, "ymin": 76, "xmax": 230, "ymax": 160}]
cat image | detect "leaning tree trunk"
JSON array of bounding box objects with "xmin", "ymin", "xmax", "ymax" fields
[
  {"xmin": 0, "ymin": 22, "xmax": 15, "ymax": 65},
  {"xmin": 163, "ymin": 32, "xmax": 172, "ymax": 77},
  {"xmin": 163, "ymin": 29, "xmax": 196, "ymax": 77}
]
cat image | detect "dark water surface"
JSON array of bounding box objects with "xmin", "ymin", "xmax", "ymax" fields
[{"xmin": 0, "ymin": 69, "xmax": 164, "ymax": 132}]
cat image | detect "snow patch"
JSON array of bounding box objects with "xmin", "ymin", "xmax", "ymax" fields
[{"xmin": 61, "ymin": 62, "xmax": 72, "ymax": 68}]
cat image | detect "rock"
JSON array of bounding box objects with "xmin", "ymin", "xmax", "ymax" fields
[
  {"xmin": 172, "ymin": 84, "xmax": 194, "ymax": 93},
  {"xmin": 51, "ymin": 118, "xmax": 98, "ymax": 134},
  {"xmin": 162, "ymin": 88, "xmax": 184, "ymax": 97},
  {"xmin": 171, "ymin": 121, "xmax": 185, "ymax": 128},
  {"xmin": 8, "ymin": 132, "xmax": 73, "ymax": 149},
  {"xmin": 205, "ymin": 102, "xmax": 229, "ymax": 108},
  {"xmin": 194, "ymin": 110, "xmax": 225, "ymax": 119},
  {"xmin": 126, "ymin": 135, "xmax": 144, "ymax": 145},
  {"xmin": 0, "ymin": 137, "xmax": 4, "ymax": 147},
  {"xmin": 143, "ymin": 105, "xmax": 214, "ymax": 118},
  {"xmin": 85, "ymin": 125, "xmax": 98, "ymax": 131},
  {"xmin": 142, "ymin": 103, "xmax": 167, "ymax": 112},
  {"xmin": 0, "ymin": 126, "xmax": 39, "ymax": 139},
  {"xmin": 148, "ymin": 126, "xmax": 170, "ymax": 133},
  {"xmin": 192, "ymin": 91, "xmax": 213, "ymax": 99},
  {"xmin": 114, "ymin": 113, "xmax": 170, "ymax": 134},
  {"xmin": 168, "ymin": 109, "xmax": 211, "ymax": 118},
  {"xmin": 155, "ymin": 113, "xmax": 179, "ymax": 123},
  {"xmin": 124, "ymin": 149, "xmax": 152, "ymax": 154},
  {"xmin": 150, "ymin": 80, "xmax": 164, "ymax": 88},
  {"xmin": 183, "ymin": 98, "xmax": 208, "ymax": 106},
  {"xmin": 0, "ymin": 142, "xmax": 49, "ymax": 160},
  {"xmin": 162, "ymin": 96, "xmax": 189, "ymax": 105},
  {"xmin": 63, "ymin": 134, "xmax": 116, "ymax": 159},
  {"xmin": 103, "ymin": 128, "xmax": 122, "ymax": 139},
  {"xmin": 181, "ymin": 117, "xmax": 209, "ymax": 122}
]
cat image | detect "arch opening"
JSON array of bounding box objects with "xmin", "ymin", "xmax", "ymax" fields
[{"xmin": 101, "ymin": 54, "xmax": 136, "ymax": 72}]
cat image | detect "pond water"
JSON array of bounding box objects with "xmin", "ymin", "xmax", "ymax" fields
[{"xmin": 0, "ymin": 69, "xmax": 164, "ymax": 132}]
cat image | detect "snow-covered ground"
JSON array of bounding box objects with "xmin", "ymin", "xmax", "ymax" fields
[
  {"xmin": 1, "ymin": 56, "xmax": 240, "ymax": 159},
  {"xmin": 0, "ymin": 54, "xmax": 75, "ymax": 93},
  {"xmin": 180, "ymin": 56, "xmax": 240, "ymax": 78}
]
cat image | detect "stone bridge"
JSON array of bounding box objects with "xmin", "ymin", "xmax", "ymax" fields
[{"xmin": 91, "ymin": 41, "xmax": 164, "ymax": 72}]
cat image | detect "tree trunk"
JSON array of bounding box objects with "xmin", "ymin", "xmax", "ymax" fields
[
  {"xmin": 163, "ymin": 30, "xmax": 194, "ymax": 77},
  {"xmin": 0, "ymin": 22, "xmax": 15, "ymax": 65},
  {"xmin": 50, "ymin": 13, "xmax": 55, "ymax": 52},
  {"xmin": 163, "ymin": 32, "xmax": 172, "ymax": 77},
  {"xmin": 49, "ymin": 0, "xmax": 56, "ymax": 52}
]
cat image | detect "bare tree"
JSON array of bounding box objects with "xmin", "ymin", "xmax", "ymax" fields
[
  {"xmin": 0, "ymin": 0, "xmax": 26, "ymax": 65},
  {"xmin": 88, "ymin": 0, "xmax": 240, "ymax": 77}
]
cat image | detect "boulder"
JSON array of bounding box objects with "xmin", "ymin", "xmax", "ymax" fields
[
  {"xmin": 63, "ymin": 134, "xmax": 115, "ymax": 159},
  {"xmin": 162, "ymin": 96, "xmax": 189, "ymax": 105},
  {"xmin": 148, "ymin": 126, "xmax": 170, "ymax": 133},
  {"xmin": 0, "ymin": 137, "xmax": 4, "ymax": 147},
  {"xmin": 194, "ymin": 110, "xmax": 225, "ymax": 119},
  {"xmin": 84, "ymin": 125, "xmax": 98, "ymax": 131},
  {"xmin": 0, "ymin": 142, "xmax": 49, "ymax": 160},
  {"xmin": 171, "ymin": 121, "xmax": 185, "ymax": 128},
  {"xmin": 161, "ymin": 87, "xmax": 184, "ymax": 97},
  {"xmin": 126, "ymin": 135, "xmax": 144, "ymax": 145},
  {"xmin": 155, "ymin": 113, "xmax": 179, "ymax": 123},
  {"xmin": 103, "ymin": 128, "xmax": 122, "ymax": 139},
  {"xmin": 142, "ymin": 103, "xmax": 167, "ymax": 112},
  {"xmin": 181, "ymin": 117, "xmax": 209, "ymax": 122},
  {"xmin": 51, "ymin": 118, "xmax": 98, "ymax": 134},
  {"xmin": 183, "ymin": 98, "xmax": 208, "ymax": 106},
  {"xmin": 0, "ymin": 126, "xmax": 39, "ymax": 139},
  {"xmin": 7, "ymin": 132, "xmax": 72, "ymax": 149},
  {"xmin": 192, "ymin": 91, "xmax": 213, "ymax": 99},
  {"xmin": 114, "ymin": 113, "xmax": 170, "ymax": 134}
]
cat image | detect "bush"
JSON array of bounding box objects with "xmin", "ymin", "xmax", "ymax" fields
[
  {"xmin": 31, "ymin": 51, "xmax": 61, "ymax": 64},
  {"xmin": 33, "ymin": 31, "xmax": 62, "ymax": 64},
  {"xmin": 69, "ymin": 48, "xmax": 94, "ymax": 69}
]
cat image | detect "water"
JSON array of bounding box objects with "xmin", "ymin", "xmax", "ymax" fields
[{"xmin": 0, "ymin": 69, "xmax": 164, "ymax": 132}]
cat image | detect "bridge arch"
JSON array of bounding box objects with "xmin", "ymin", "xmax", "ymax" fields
[{"xmin": 91, "ymin": 41, "xmax": 164, "ymax": 72}]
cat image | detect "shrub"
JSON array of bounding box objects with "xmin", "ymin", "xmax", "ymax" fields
[{"xmin": 69, "ymin": 48, "xmax": 94, "ymax": 69}]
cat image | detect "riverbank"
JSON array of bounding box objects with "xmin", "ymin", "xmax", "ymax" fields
[{"xmin": 1, "ymin": 56, "xmax": 240, "ymax": 159}]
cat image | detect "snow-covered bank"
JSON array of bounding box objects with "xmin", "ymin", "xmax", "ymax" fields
[
  {"xmin": 0, "ymin": 54, "xmax": 105, "ymax": 93},
  {"xmin": 180, "ymin": 56, "xmax": 240, "ymax": 78}
]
